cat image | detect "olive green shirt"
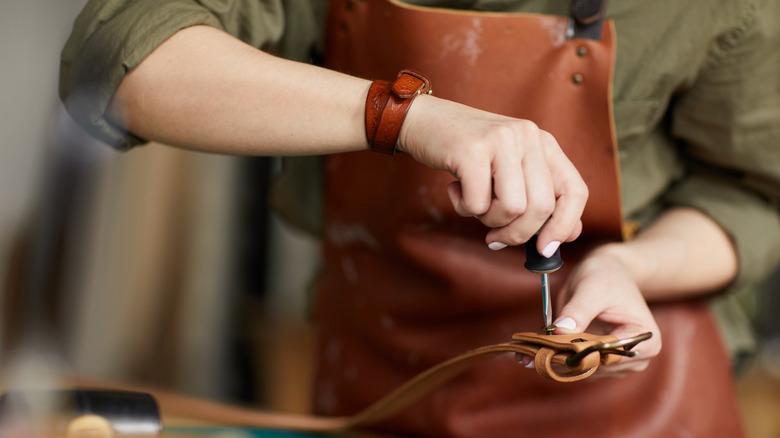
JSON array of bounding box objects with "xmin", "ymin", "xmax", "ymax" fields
[{"xmin": 60, "ymin": 0, "xmax": 780, "ymax": 359}]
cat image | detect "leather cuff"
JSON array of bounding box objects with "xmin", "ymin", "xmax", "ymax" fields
[{"xmin": 365, "ymin": 69, "xmax": 432, "ymax": 154}]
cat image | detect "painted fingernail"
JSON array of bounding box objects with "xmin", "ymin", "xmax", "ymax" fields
[
  {"xmin": 516, "ymin": 354, "xmax": 535, "ymax": 368},
  {"xmin": 554, "ymin": 317, "xmax": 577, "ymax": 330},
  {"xmin": 541, "ymin": 241, "xmax": 561, "ymax": 258},
  {"xmin": 488, "ymin": 242, "xmax": 508, "ymax": 251}
]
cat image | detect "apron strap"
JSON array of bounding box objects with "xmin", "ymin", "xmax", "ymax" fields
[{"xmin": 570, "ymin": 0, "xmax": 609, "ymax": 40}]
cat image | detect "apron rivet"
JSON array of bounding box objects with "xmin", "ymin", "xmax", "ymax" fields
[
  {"xmin": 572, "ymin": 73, "xmax": 584, "ymax": 84},
  {"xmin": 576, "ymin": 46, "xmax": 588, "ymax": 57}
]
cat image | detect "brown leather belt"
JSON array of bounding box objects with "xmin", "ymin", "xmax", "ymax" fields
[{"xmin": 84, "ymin": 331, "xmax": 648, "ymax": 435}]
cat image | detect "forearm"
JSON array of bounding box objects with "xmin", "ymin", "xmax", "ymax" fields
[
  {"xmin": 107, "ymin": 25, "xmax": 370, "ymax": 155},
  {"xmin": 593, "ymin": 208, "xmax": 738, "ymax": 301},
  {"xmin": 107, "ymin": 25, "xmax": 591, "ymax": 252}
]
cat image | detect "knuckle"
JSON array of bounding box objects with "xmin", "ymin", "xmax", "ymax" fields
[
  {"xmin": 454, "ymin": 205, "xmax": 474, "ymax": 218},
  {"xmin": 539, "ymin": 129, "xmax": 558, "ymax": 144},
  {"xmin": 531, "ymin": 199, "xmax": 555, "ymax": 221},
  {"xmin": 478, "ymin": 212, "xmax": 508, "ymax": 229},
  {"xmin": 485, "ymin": 124, "xmax": 518, "ymax": 147},
  {"xmin": 463, "ymin": 202, "xmax": 489, "ymax": 217},
  {"xmin": 488, "ymin": 120, "xmax": 539, "ymax": 146},
  {"xmin": 501, "ymin": 199, "xmax": 528, "ymax": 219},
  {"xmin": 502, "ymin": 228, "xmax": 533, "ymax": 246},
  {"xmin": 570, "ymin": 179, "xmax": 589, "ymax": 199},
  {"xmin": 516, "ymin": 119, "xmax": 540, "ymax": 134},
  {"xmin": 491, "ymin": 217, "xmax": 514, "ymax": 229}
]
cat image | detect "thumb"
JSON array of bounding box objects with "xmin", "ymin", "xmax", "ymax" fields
[{"xmin": 553, "ymin": 293, "xmax": 602, "ymax": 334}]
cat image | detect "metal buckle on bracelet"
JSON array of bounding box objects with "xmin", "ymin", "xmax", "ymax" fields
[
  {"xmin": 393, "ymin": 69, "xmax": 433, "ymax": 98},
  {"xmin": 565, "ymin": 332, "xmax": 653, "ymax": 367}
]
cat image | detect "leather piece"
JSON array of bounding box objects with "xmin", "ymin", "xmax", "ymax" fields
[
  {"xmin": 364, "ymin": 80, "xmax": 391, "ymax": 147},
  {"xmin": 513, "ymin": 332, "xmax": 620, "ymax": 369},
  {"xmin": 339, "ymin": 332, "xmax": 633, "ymax": 430},
  {"xmin": 366, "ymin": 70, "xmax": 431, "ymax": 154},
  {"xmin": 534, "ymin": 347, "xmax": 596, "ymax": 382},
  {"xmin": 319, "ymin": 1, "xmax": 745, "ymax": 437},
  {"xmin": 391, "ymin": 69, "xmax": 431, "ymax": 98},
  {"xmin": 371, "ymin": 92, "xmax": 408, "ymax": 154},
  {"xmin": 111, "ymin": 333, "xmax": 637, "ymax": 434}
]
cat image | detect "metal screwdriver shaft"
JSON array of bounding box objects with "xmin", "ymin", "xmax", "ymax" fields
[
  {"xmin": 524, "ymin": 234, "xmax": 563, "ymax": 335},
  {"xmin": 541, "ymin": 272, "xmax": 552, "ymax": 333}
]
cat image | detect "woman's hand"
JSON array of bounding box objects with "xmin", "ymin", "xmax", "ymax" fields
[
  {"xmin": 400, "ymin": 95, "xmax": 588, "ymax": 254},
  {"xmin": 550, "ymin": 246, "xmax": 662, "ymax": 377},
  {"xmin": 517, "ymin": 207, "xmax": 738, "ymax": 377},
  {"xmin": 109, "ymin": 25, "xmax": 587, "ymax": 256}
]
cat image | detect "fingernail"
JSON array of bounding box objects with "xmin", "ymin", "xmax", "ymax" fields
[
  {"xmin": 541, "ymin": 241, "xmax": 561, "ymax": 258},
  {"xmin": 488, "ymin": 242, "xmax": 507, "ymax": 251},
  {"xmin": 516, "ymin": 354, "xmax": 535, "ymax": 368},
  {"xmin": 555, "ymin": 317, "xmax": 576, "ymax": 330}
]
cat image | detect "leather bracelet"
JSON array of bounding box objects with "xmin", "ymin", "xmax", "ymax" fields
[{"xmin": 365, "ymin": 69, "xmax": 432, "ymax": 154}]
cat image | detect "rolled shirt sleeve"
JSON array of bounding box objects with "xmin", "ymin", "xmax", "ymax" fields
[
  {"xmin": 667, "ymin": 0, "xmax": 780, "ymax": 291},
  {"xmin": 59, "ymin": 0, "xmax": 286, "ymax": 150}
]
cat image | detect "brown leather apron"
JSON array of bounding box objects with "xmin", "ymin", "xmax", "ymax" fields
[{"xmin": 314, "ymin": 1, "xmax": 745, "ymax": 436}]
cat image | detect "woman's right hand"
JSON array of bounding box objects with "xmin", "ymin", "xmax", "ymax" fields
[
  {"xmin": 399, "ymin": 94, "xmax": 588, "ymax": 253},
  {"xmin": 106, "ymin": 23, "xmax": 587, "ymax": 256}
]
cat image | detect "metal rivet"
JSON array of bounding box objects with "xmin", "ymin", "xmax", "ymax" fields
[
  {"xmin": 572, "ymin": 73, "xmax": 584, "ymax": 84},
  {"xmin": 576, "ymin": 46, "xmax": 588, "ymax": 57}
]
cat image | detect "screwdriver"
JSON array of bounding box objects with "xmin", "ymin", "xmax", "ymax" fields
[{"xmin": 524, "ymin": 234, "xmax": 563, "ymax": 335}]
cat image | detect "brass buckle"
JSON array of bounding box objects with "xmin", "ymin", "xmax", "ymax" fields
[{"xmin": 565, "ymin": 332, "xmax": 653, "ymax": 367}]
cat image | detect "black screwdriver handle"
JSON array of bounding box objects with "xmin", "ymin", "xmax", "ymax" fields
[{"xmin": 524, "ymin": 234, "xmax": 563, "ymax": 274}]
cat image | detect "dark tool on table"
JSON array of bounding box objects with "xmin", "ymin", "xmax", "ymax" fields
[
  {"xmin": 0, "ymin": 389, "xmax": 161, "ymax": 437},
  {"xmin": 524, "ymin": 234, "xmax": 563, "ymax": 335}
]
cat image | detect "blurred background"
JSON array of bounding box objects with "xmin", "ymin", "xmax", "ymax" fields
[
  {"xmin": 0, "ymin": 1, "xmax": 779, "ymax": 437},
  {"xmin": 0, "ymin": 0, "xmax": 321, "ymax": 414}
]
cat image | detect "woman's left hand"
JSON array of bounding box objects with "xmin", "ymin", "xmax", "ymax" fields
[
  {"xmin": 554, "ymin": 244, "xmax": 661, "ymax": 377},
  {"xmin": 528, "ymin": 245, "xmax": 662, "ymax": 377}
]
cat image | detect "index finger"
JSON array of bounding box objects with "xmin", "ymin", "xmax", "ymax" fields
[{"xmin": 536, "ymin": 137, "xmax": 588, "ymax": 250}]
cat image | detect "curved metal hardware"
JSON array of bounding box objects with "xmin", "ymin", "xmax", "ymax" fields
[{"xmin": 565, "ymin": 332, "xmax": 653, "ymax": 367}]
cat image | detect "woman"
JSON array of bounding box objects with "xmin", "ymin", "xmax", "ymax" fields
[{"xmin": 60, "ymin": 0, "xmax": 780, "ymax": 436}]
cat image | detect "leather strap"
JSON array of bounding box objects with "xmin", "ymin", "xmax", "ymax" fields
[
  {"xmin": 571, "ymin": 0, "xmax": 607, "ymax": 25},
  {"xmin": 365, "ymin": 69, "xmax": 432, "ymax": 154},
  {"xmin": 513, "ymin": 332, "xmax": 650, "ymax": 382},
  {"xmin": 95, "ymin": 332, "xmax": 648, "ymax": 435},
  {"xmin": 569, "ymin": 0, "xmax": 608, "ymax": 40}
]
